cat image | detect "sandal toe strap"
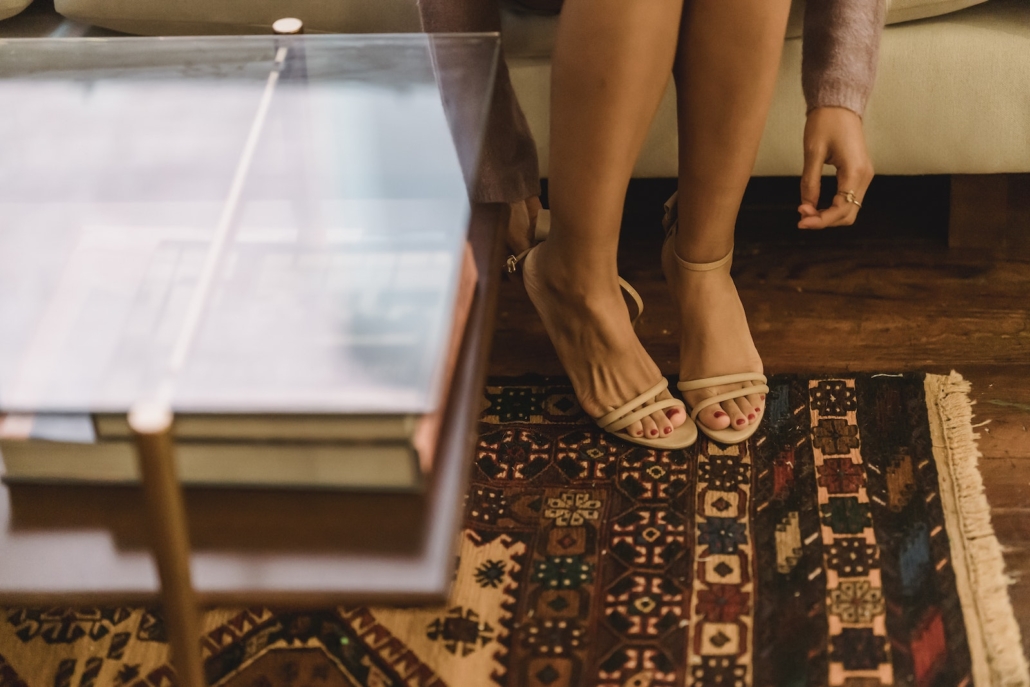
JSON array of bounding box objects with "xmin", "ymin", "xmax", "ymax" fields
[
  {"xmin": 677, "ymin": 372, "xmax": 768, "ymax": 392},
  {"xmin": 687, "ymin": 383, "xmax": 771, "ymax": 421},
  {"xmin": 596, "ymin": 378, "xmax": 673, "ymax": 429},
  {"xmin": 603, "ymin": 398, "xmax": 686, "ymax": 433}
]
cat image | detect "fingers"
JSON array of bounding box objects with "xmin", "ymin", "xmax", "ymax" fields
[
  {"xmin": 799, "ymin": 141, "xmax": 825, "ymax": 226},
  {"xmin": 798, "ymin": 202, "xmax": 819, "ymax": 218},
  {"xmin": 797, "ymin": 194, "xmax": 852, "ymax": 230},
  {"xmin": 798, "ymin": 162, "xmax": 873, "ymax": 230}
]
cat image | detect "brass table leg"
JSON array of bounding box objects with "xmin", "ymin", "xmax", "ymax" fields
[{"xmin": 130, "ymin": 404, "xmax": 205, "ymax": 687}]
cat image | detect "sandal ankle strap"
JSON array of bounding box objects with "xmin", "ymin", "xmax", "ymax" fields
[
  {"xmin": 506, "ymin": 246, "xmax": 645, "ymax": 326},
  {"xmin": 661, "ymin": 192, "xmax": 734, "ymax": 271},
  {"xmin": 675, "ymin": 249, "xmax": 733, "ymax": 272}
]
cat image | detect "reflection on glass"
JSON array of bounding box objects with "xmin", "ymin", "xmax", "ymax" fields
[{"xmin": 0, "ymin": 35, "xmax": 499, "ymax": 414}]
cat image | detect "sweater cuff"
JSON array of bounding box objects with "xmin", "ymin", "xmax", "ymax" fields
[
  {"xmin": 804, "ymin": 81, "xmax": 869, "ymax": 117},
  {"xmin": 801, "ymin": 0, "xmax": 887, "ymax": 119}
]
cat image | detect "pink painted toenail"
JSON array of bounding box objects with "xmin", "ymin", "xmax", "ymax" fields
[
  {"xmin": 748, "ymin": 414, "xmax": 755, "ymax": 420},
  {"xmin": 664, "ymin": 427, "xmax": 672, "ymax": 434},
  {"xmin": 755, "ymin": 407, "xmax": 761, "ymax": 412},
  {"xmin": 714, "ymin": 411, "xmax": 727, "ymax": 418},
  {"xmin": 650, "ymin": 430, "xmax": 658, "ymax": 436},
  {"xmin": 760, "ymin": 395, "xmax": 766, "ymax": 400},
  {"xmin": 736, "ymin": 419, "xmax": 746, "ymax": 426}
]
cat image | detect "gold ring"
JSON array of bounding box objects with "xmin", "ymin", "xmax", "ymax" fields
[{"xmin": 837, "ymin": 189, "xmax": 862, "ymax": 208}]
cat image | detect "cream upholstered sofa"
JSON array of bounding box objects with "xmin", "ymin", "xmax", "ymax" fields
[{"xmin": 53, "ymin": 0, "xmax": 1030, "ymax": 178}]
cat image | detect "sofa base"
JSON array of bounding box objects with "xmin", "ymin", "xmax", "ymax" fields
[{"xmin": 949, "ymin": 174, "xmax": 1030, "ymax": 258}]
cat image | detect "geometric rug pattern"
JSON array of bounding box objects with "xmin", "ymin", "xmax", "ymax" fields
[{"xmin": 0, "ymin": 374, "xmax": 1013, "ymax": 686}]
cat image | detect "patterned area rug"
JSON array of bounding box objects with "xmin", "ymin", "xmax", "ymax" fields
[{"xmin": 1, "ymin": 373, "xmax": 1026, "ymax": 687}]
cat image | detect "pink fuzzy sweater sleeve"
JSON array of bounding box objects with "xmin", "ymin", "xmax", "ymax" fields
[{"xmin": 802, "ymin": 0, "xmax": 888, "ymax": 116}]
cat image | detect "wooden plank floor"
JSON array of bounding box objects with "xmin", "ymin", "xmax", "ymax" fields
[{"xmin": 488, "ymin": 176, "xmax": 1030, "ymax": 654}]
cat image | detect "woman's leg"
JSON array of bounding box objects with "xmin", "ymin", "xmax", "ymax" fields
[
  {"xmin": 524, "ymin": 0, "xmax": 687, "ymax": 439},
  {"xmin": 666, "ymin": 0, "xmax": 792, "ymax": 431}
]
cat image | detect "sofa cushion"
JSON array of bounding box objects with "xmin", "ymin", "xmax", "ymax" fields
[
  {"xmin": 783, "ymin": 0, "xmax": 990, "ymax": 38},
  {"xmin": 55, "ymin": 0, "xmax": 422, "ymax": 35},
  {"xmin": 500, "ymin": 0, "xmax": 991, "ymax": 58},
  {"xmin": 56, "ymin": 0, "xmax": 988, "ymax": 47}
]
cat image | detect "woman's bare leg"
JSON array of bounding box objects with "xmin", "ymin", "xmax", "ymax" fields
[
  {"xmin": 665, "ymin": 0, "xmax": 792, "ymax": 432},
  {"xmin": 525, "ymin": 0, "xmax": 686, "ymax": 439}
]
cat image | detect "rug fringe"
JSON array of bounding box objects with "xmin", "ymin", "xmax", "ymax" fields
[{"xmin": 925, "ymin": 372, "xmax": 1029, "ymax": 687}]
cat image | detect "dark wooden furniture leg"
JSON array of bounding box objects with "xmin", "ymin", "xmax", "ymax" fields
[
  {"xmin": 949, "ymin": 174, "xmax": 1030, "ymax": 257},
  {"xmin": 130, "ymin": 405, "xmax": 205, "ymax": 687}
]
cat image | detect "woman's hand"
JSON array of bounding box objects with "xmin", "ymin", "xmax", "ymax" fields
[{"xmin": 798, "ymin": 106, "xmax": 874, "ymax": 229}]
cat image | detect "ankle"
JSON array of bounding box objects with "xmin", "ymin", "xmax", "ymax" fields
[{"xmin": 531, "ymin": 241, "xmax": 621, "ymax": 299}]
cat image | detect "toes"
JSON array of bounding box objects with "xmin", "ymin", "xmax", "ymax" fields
[
  {"xmin": 657, "ymin": 390, "xmax": 687, "ymax": 428},
  {"xmin": 665, "ymin": 406, "xmax": 687, "ymax": 428},
  {"xmin": 725, "ymin": 401, "xmax": 749, "ymax": 431},
  {"xmin": 626, "ymin": 419, "xmax": 645, "ymax": 439},
  {"xmin": 652, "ymin": 407, "xmax": 674, "ymax": 436},
  {"xmin": 697, "ymin": 404, "xmax": 731, "ymax": 431},
  {"xmin": 640, "ymin": 414, "xmax": 660, "ymax": 439},
  {"xmin": 745, "ymin": 392, "xmax": 764, "ymax": 419},
  {"xmin": 734, "ymin": 397, "xmax": 756, "ymax": 425}
]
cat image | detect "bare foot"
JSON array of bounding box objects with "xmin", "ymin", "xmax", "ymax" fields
[
  {"xmin": 662, "ymin": 239, "xmax": 765, "ymax": 433},
  {"xmin": 522, "ymin": 242, "xmax": 687, "ymax": 440}
]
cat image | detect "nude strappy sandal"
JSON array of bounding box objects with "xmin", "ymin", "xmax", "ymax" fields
[
  {"xmin": 677, "ymin": 372, "xmax": 769, "ymax": 444},
  {"xmin": 508, "ymin": 240, "xmax": 697, "ymax": 450},
  {"xmin": 661, "ymin": 192, "xmax": 769, "ymax": 445},
  {"xmin": 596, "ymin": 377, "xmax": 697, "ymax": 450},
  {"xmin": 507, "ymin": 209, "xmax": 644, "ymax": 326}
]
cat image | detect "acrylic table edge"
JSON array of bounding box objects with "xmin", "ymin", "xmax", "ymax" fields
[{"xmin": 0, "ymin": 202, "xmax": 505, "ymax": 609}]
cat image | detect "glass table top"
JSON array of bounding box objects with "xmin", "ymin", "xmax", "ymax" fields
[{"xmin": 0, "ymin": 34, "xmax": 499, "ymax": 415}]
